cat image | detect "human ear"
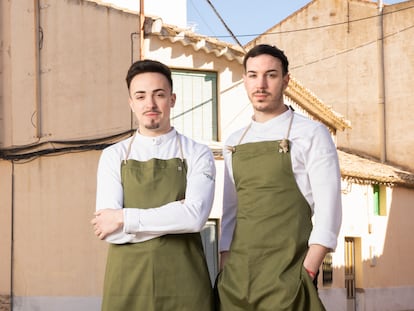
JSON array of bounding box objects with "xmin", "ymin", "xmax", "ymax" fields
[
  {"xmin": 283, "ymin": 73, "xmax": 290, "ymax": 90},
  {"xmin": 170, "ymin": 93, "xmax": 176, "ymax": 108}
]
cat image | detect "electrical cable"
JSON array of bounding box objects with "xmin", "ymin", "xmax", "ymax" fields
[
  {"xmin": 189, "ymin": 0, "xmax": 217, "ymax": 35},
  {"xmin": 0, "ymin": 129, "xmax": 135, "ymax": 161},
  {"xmin": 182, "ymin": 3, "xmax": 414, "ymax": 43},
  {"xmin": 204, "ymin": 0, "xmax": 246, "ymax": 51}
]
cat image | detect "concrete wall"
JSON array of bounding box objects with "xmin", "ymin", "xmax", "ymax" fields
[
  {"xmin": 0, "ymin": 0, "xmax": 138, "ymax": 148},
  {"xmin": 249, "ymin": 0, "xmax": 414, "ymax": 171},
  {"xmin": 10, "ymin": 152, "xmax": 106, "ymax": 309}
]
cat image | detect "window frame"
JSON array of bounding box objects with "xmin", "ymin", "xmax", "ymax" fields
[{"xmin": 171, "ymin": 69, "xmax": 219, "ymax": 142}]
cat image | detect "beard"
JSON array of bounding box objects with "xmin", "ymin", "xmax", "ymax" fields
[
  {"xmin": 144, "ymin": 119, "xmax": 160, "ymax": 130},
  {"xmin": 252, "ymin": 91, "xmax": 284, "ymax": 113}
]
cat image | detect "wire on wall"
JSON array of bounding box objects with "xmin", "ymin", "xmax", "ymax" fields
[
  {"xmin": 192, "ymin": 4, "xmax": 414, "ymax": 42},
  {"xmin": 0, "ymin": 130, "xmax": 135, "ymax": 162},
  {"xmin": 204, "ymin": 0, "xmax": 246, "ymax": 51}
]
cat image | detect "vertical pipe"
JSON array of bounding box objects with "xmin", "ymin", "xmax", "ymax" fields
[
  {"xmin": 10, "ymin": 161, "xmax": 15, "ymax": 311},
  {"xmin": 34, "ymin": 0, "xmax": 42, "ymax": 139},
  {"xmin": 377, "ymin": 0, "xmax": 386, "ymax": 163},
  {"xmin": 347, "ymin": 1, "xmax": 350, "ymax": 33},
  {"xmin": 139, "ymin": 0, "xmax": 145, "ymax": 60}
]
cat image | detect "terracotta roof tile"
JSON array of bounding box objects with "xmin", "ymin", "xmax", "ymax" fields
[
  {"xmin": 338, "ymin": 149, "xmax": 414, "ymax": 188},
  {"xmin": 144, "ymin": 16, "xmax": 245, "ymax": 63}
]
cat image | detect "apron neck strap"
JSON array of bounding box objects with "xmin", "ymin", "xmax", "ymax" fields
[{"xmin": 235, "ymin": 109, "xmax": 295, "ymax": 146}]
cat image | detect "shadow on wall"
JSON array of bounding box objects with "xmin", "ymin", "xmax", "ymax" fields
[{"xmin": 324, "ymin": 186, "xmax": 414, "ymax": 311}]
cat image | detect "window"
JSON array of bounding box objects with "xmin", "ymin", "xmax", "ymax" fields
[
  {"xmin": 373, "ymin": 184, "xmax": 387, "ymax": 216},
  {"xmin": 171, "ymin": 70, "xmax": 218, "ymax": 142}
]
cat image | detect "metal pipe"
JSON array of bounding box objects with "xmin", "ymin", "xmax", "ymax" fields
[
  {"xmin": 34, "ymin": 0, "xmax": 42, "ymax": 139},
  {"xmin": 139, "ymin": 0, "xmax": 145, "ymax": 60},
  {"xmin": 10, "ymin": 161, "xmax": 15, "ymax": 311},
  {"xmin": 377, "ymin": 0, "xmax": 386, "ymax": 163}
]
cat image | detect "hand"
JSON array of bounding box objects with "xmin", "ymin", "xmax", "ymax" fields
[
  {"xmin": 303, "ymin": 244, "xmax": 329, "ymax": 280},
  {"xmin": 91, "ymin": 209, "xmax": 124, "ymax": 240},
  {"xmin": 304, "ymin": 267, "xmax": 317, "ymax": 280}
]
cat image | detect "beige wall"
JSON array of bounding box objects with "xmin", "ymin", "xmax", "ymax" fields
[
  {"xmin": 248, "ymin": 0, "xmax": 414, "ymax": 171},
  {"xmin": 0, "ymin": 0, "xmax": 138, "ymax": 147},
  {"xmin": 11, "ymin": 152, "xmax": 105, "ymax": 296},
  {"xmin": 0, "ymin": 0, "xmax": 12, "ymax": 146},
  {"xmin": 0, "ymin": 152, "xmax": 107, "ymax": 311}
]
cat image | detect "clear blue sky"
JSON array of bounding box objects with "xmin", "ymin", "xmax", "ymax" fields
[{"xmin": 187, "ymin": 0, "xmax": 405, "ymax": 45}]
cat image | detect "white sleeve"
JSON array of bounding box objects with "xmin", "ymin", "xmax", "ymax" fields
[
  {"xmin": 306, "ymin": 124, "xmax": 342, "ymax": 251},
  {"xmin": 95, "ymin": 148, "xmax": 135, "ymax": 244},
  {"xmin": 122, "ymin": 145, "xmax": 216, "ymax": 235},
  {"xmin": 219, "ymin": 147, "xmax": 238, "ymax": 252}
]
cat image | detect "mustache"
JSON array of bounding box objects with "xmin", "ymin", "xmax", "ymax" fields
[
  {"xmin": 253, "ymin": 90, "xmax": 270, "ymax": 95},
  {"xmin": 144, "ymin": 109, "xmax": 161, "ymax": 114}
]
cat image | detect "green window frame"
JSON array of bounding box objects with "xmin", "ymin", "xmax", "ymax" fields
[
  {"xmin": 171, "ymin": 70, "xmax": 218, "ymax": 142},
  {"xmin": 373, "ymin": 184, "xmax": 387, "ymax": 216}
]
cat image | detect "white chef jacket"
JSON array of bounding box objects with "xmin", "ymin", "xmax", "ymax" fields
[
  {"xmin": 220, "ymin": 108, "xmax": 342, "ymax": 252},
  {"xmin": 95, "ymin": 128, "xmax": 216, "ymax": 244}
]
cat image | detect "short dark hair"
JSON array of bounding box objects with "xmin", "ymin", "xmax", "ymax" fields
[
  {"xmin": 126, "ymin": 59, "xmax": 173, "ymax": 91},
  {"xmin": 243, "ymin": 44, "xmax": 289, "ymax": 75}
]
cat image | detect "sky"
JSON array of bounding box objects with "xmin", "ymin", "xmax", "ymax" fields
[
  {"xmin": 187, "ymin": 0, "xmax": 312, "ymax": 45},
  {"xmin": 106, "ymin": 0, "xmax": 405, "ymax": 45}
]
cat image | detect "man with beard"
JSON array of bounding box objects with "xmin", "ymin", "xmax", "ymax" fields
[
  {"xmin": 91, "ymin": 59, "xmax": 215, "ymax": 311},
  {"xmin": 217, "ymin": 44, "xmax": 342, "ymax": 311}
]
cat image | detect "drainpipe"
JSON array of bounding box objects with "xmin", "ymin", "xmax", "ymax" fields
[
  {"xmin": 377, "ymin": 0, "xmax": 386, "ymax": 163},
  {"xmin": 34, "ymin": 0, "xmax": 42, "ymax": 139},
  {"xmin": 139, "ymin": 0, "xmax": 145, "ymax": 60},
  {"xmin": 129, "ymin": 0, "xmax": 145, "ymax": 129},
  {"xmin": 10, "ymin": 162, "xmax": 15, "ymax": 311}
]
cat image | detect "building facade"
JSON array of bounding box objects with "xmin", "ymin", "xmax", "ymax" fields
[
  {"xmin": 247, "ymin": 0, "xmax": 414, "ymax": 172},
  {"xmin": 1, "ymin": 1, "xmax": 414, "ymax": 311}
]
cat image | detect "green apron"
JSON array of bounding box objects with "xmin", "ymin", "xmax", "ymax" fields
[
  {"xmin": 218, "ymin": 116, "xmax": 326, "ymax": 311},
  {"xmin": 102, "ymin": 133, "xmax": 214, "ymax": 311}
]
